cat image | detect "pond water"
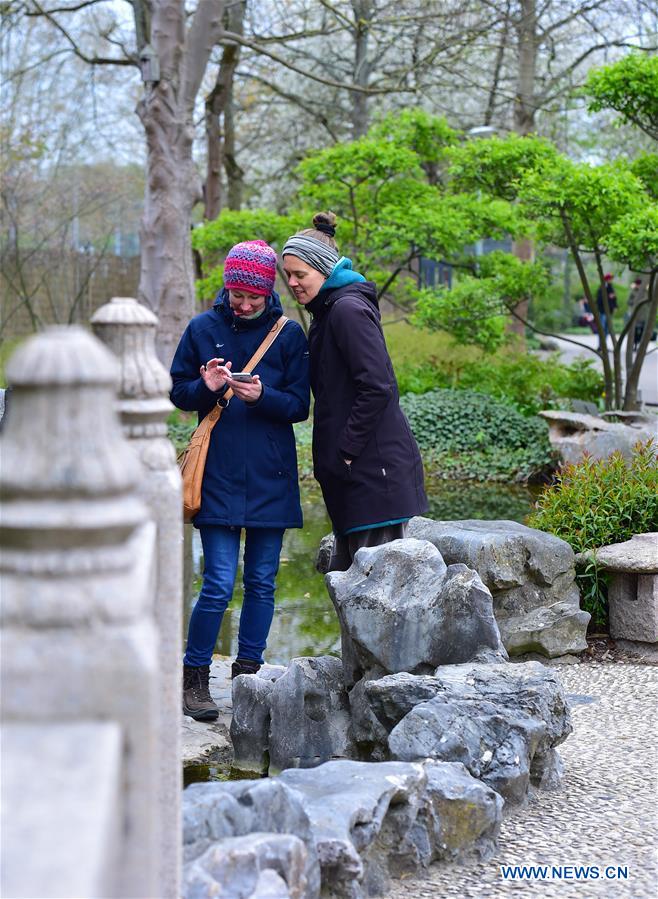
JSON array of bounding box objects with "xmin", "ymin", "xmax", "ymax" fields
[{"xmin": 183, "ymin": 479, "xmax": 539, "ymax": 665}]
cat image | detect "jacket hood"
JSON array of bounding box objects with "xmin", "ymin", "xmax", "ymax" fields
[
  {"xmin": 319, "ymin": 257, "xmax": 366, "ymax": 294},
  {"xmin": 213, "ymin": 287, "xmax": 283, "ymax": 329},
  {"xmin": 307, "ymin": 258, "xmax": 377, "ymax": 316}
]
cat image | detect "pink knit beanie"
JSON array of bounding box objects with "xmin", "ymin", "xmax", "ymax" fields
[{"xmin": 223, "ymin": 240, "xmax": 277, "ymax": 296}]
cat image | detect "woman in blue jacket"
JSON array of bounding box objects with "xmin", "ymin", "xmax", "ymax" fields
[{"xmin": 171, "ymin": 240, "xmax": 309, "ymax": 720}]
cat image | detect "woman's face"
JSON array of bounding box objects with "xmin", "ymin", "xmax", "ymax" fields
[
  {"xmin": 228, "ymin": 289, "xmax": 267, "ymax": 317},
  {"xmin": 282, "ymin": 255, "xmax": 326, "ymax": 305}
]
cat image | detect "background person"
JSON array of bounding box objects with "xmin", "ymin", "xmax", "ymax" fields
[
  {"xmin": 170, "ymin": 239, "xmax": 310, "ymax": 720},
  {"xmin": 281, "ymin": 212, "xmax": 427, "ymax": 572},
  {"xmin": 596, "ymin": 273, "xmax": 617, "ymax": 336}
]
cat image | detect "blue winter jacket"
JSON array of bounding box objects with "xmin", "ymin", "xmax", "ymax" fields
[{"xmin": 170, "ymin": 290, "xmax": 310, "ymax": 528}]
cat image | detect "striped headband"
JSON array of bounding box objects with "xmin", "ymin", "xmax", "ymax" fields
[{"xmin": 281, "ymin": 235, "xmax": 339, "ymax": 277}]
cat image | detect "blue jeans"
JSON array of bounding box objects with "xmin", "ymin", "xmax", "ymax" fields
[{"xmin": 184, "ymin": 526, "xmax": 284, "ymax": 667}]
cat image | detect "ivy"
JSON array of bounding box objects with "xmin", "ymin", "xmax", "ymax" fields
[{"xmin": 400, "ymin": 389, "xmax": 555, "ymax": 482}]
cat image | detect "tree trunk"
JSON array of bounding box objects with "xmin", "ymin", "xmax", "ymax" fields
[
  {"xmin": 509, "ymin": 236, "xmax": 533, "ymax": 341},
  {"xmin": 624, "ymin": 271, "xmax": 658, "ymax": 410},
  {"xmin": 509, "ymin": 0, "xmax": 538, "ymax": 346},
  {"xmin": 204, "ymin": 1, "xmax": 245, "ymax": 219},
  {"xmin": 513, "ymin": 0, "xmax": 538, "ymax": 137},
  {"xmin": 351, "ymin": 0, "xmax": 372, "ymax": 138},
  {"xmin": 224, "ymin": 90, "xmax": 244, "ymax": 210},
  {"xmin": 136, "ymin": 0, "xmax": 225, "ymax": 366}
]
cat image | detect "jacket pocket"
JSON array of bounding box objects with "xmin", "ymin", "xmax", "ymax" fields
[{"xmin": 269, "ymin": 434, "xmax": 291, "ymax": 479}]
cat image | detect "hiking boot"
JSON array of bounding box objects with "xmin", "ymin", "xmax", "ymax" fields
[
  {"xmin": 231, "ymin": 658, "xmax": 262, "ymax": 679},
  {"xmin": 183, "ymin": 664, "xmax": 219, "ymax": 721}
]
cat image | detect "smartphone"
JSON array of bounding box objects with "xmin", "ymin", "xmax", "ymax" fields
[{"xmin": 230, "ymin": 372, "xmax": 254, "ymax": 383}]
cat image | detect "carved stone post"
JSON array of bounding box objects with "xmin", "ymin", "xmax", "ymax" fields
[
  {"xmin": 91, "ymin": 297, "xmax": 183, "ymax": 899},
  {"xmin": 0, "ymin": 326, "xmax": 159, "ymax": 898}
]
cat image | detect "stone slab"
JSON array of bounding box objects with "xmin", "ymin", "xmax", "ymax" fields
[
  {"xmin": 595, "ymin": 533, "xmax": 658, "ymax": 573},
  {"xmin": 1, "ymin": 721, "xmax": 122, "ymax": 899}
]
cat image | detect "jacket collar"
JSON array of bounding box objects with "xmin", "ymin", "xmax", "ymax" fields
[{"xmin": 213, "ymin": 288, "xmax": 283, "ymax": 331}]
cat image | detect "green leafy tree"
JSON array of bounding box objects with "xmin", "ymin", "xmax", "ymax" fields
[
  {"xmin": 584, "ymin": 53, "xmax": 658, "ymax": 142},
  {"xmin": 194, "ymin": 109, "xmax": 520, "ymax": 313},
  {"xmin": 606, "ymin": 207, "xmax": 658, "ymax": 409},
  {"xmin": 449, "ymin": 132, "xmax": 655, "ymax": 410},
  {"xmin": 414, "ymin": 252, "xmax": 549, "ymax": 352}
]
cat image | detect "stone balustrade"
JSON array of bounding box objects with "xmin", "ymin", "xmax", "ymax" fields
[
  {"xmin": 91, "ymin": 296, "xmax": 183, "ymax": 899},
  {"xmin": 0, "ymin": 323, "xmax": 178, "ymax": 898}
]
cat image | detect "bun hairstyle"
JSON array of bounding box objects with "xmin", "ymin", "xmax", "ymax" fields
[{"xmin": 298, "ymin": 211, "xmax": 338, "ymax": 250}]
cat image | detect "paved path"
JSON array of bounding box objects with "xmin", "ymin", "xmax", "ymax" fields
[
  {"xmin": 552, "ymin": 332, "xmax": 658, "ymax": 406},
  {"xmin": 385, "ymin": 661, "xmax": 658, "ymax": 899}
]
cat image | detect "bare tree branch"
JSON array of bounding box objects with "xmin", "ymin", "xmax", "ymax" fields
[{"xmin": 27, "ymin": 1, "xmax": 137, "ymax": 65}]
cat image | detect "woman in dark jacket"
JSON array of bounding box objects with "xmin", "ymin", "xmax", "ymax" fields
[
  {"xmin": 281, "ymin": 214, "xmax": 427, "ymax": 571},
  {"xmin": 171, "ymin": 239, "xmax": 309, "ymax": 720}
]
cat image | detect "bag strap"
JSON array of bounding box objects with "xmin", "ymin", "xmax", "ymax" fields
[{"xmin": 210, "ymin": 314, "xmax": 290, "ymax": 418}]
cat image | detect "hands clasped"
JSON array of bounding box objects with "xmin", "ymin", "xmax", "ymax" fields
[{"xmin": 200, "ymin": 358, "xmax": 263, "ymax": 402}]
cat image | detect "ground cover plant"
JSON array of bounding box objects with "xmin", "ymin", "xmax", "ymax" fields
[
  {"xmin": 400, "ymin": 389, "xmax": 555, "ymax": 483},
  {"xmin": 527, "ymin": 440, "xmax": 658, "ymax": 627}
]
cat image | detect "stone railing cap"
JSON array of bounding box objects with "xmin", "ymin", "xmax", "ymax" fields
[
  {"xmin": 91, "ymin": 297, "xmax": 158, "ymax": 326},
  {"xmin": 593, "ymin": 533, "xmax": 658, "ymax": 573},
  {"xmin": 6, "ymin": 326, "xmax": 119, "ymax": 387}
]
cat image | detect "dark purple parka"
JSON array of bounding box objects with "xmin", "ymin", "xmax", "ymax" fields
[{"xmin": 306, "ymin": 280, "xmax": 427, "ymax": 534}]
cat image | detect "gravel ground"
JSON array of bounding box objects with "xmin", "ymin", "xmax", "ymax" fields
[{"xmin": 385, "ymin": 660, "xmax": 658, "ymax": 899}]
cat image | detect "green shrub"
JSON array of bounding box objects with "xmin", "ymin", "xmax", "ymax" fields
[
  {"xmin": 396, "ymin": 351, "xmax": 604, "ymax": 416},
  {"xmin": 400, "ymin": 389, "xmax": 555, "ymax": 482},
  {"xmin": 167, "ymin": 408, "xmax": 196, "ymax": 455},
  {"xmin": 527, "ymin": 441, "xmax": 658, "ymax": 627}
]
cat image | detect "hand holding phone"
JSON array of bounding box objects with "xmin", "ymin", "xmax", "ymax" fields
[{"xmin": 229, "ymin": 372, "xmax": 254, "ymax": 383}]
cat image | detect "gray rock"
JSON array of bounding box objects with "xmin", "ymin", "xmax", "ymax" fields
[
  {"xmin": 388, "ymin": 694, "xmax": 544, "ymax": 803},
  {"xmin": 539, "ymin": 409, "xmax": 657, "ymax": 466},
  {"xmin": 268, "ymin": 656, "xmax": 354, "ymax": 775},
  {"xmin": 497, "ymin": 601, "xmax": 590, "ymax": 658},
  {"xmin": 316, "ymin": 534, "xmax": 335, "ymax": 574},
  {"xmin": 406, "ymin": 517, "xmax": 589, "ymax": 658},
  {"xmin": 182, "ymin": 832, "xmax": 308, "ymax": 899},
  {"xmin": 360, "ymin": 662, "xmax": 571, "ymax": 767},
  {"xmin": 183, "ymin": 779, "xmax": 320, "ymax": 898},
  {"xmin": 277, "ymin": 758, "xmax": 502, "ymax": 899},
  {"xmin": 364, "ymin": 673, "xmax": 446, "ymax": 734},
  {"xmin": 347, "ymin": 676, "xmax": 390, "ymax": 761},
  {"xmin": 231, "ymin": 675, "xmax": 277, "ymax": 775},
  {"xmin": 530, "ymin": 747, "xmax": 565, "ymax": 791},
  {"xmin": 422, "ymin": 761, "xmax": 503, "ymax": 860},
  {"xmin": 430, "ymin": 662, "xmax": 572, "ymax": 756},
  {"xmin": 326, "ymin": 539, "xmax": 506, "ymax": 687}
]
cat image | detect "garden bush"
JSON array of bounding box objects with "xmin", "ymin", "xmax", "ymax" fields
[
  {"xmin": 527, "ymin": 440, "xmax": 658, "ymax": 627},
  {"xmin": 395, "ymin": 352, "xmax": 603, "ymax": 416},
  {"xmin": 400, "ymin": 389, "xmax": 555, "ymax": 482},
  {"xmin": 168, "ymin": 408, "xmax": 196, "ymax": 455}
]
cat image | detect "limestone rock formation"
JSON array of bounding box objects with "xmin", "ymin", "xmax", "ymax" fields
[
  {"xmin": 183, "ymin": 832, "xmax": 309, "ymax": 899},
  {"xmin": 268, "ymin": 656, "xmax": 354, "ymax": 774},
  {"xmin": 183, "ymin": 779, "xmax": 320, "ymax": 898},
  {"xmin": 230, "ymin": 657, "xmax": 354, "ymax": 776},
  {"xmin": 539, "ymin": 409, "xmax": 657, "ymax": 466},
  {"xmin": 183, "ymin": 759, "xmax": 502, "ymax": 899},
  {"xmin": 325, "ymin": 538, "xmax": 507, "ymax": 687},
  {"xmin": 406, "ymin": 518, "xmax": 589, "ymax": 658},
  {"xmin": 349, "ymin": 662, "xmax": 571, "ymax": 803}
]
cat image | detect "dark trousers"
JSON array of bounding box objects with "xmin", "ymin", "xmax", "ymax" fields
[{"xmin": 328, "ymin": 522, "xmax": 408, "ymax": 572}]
